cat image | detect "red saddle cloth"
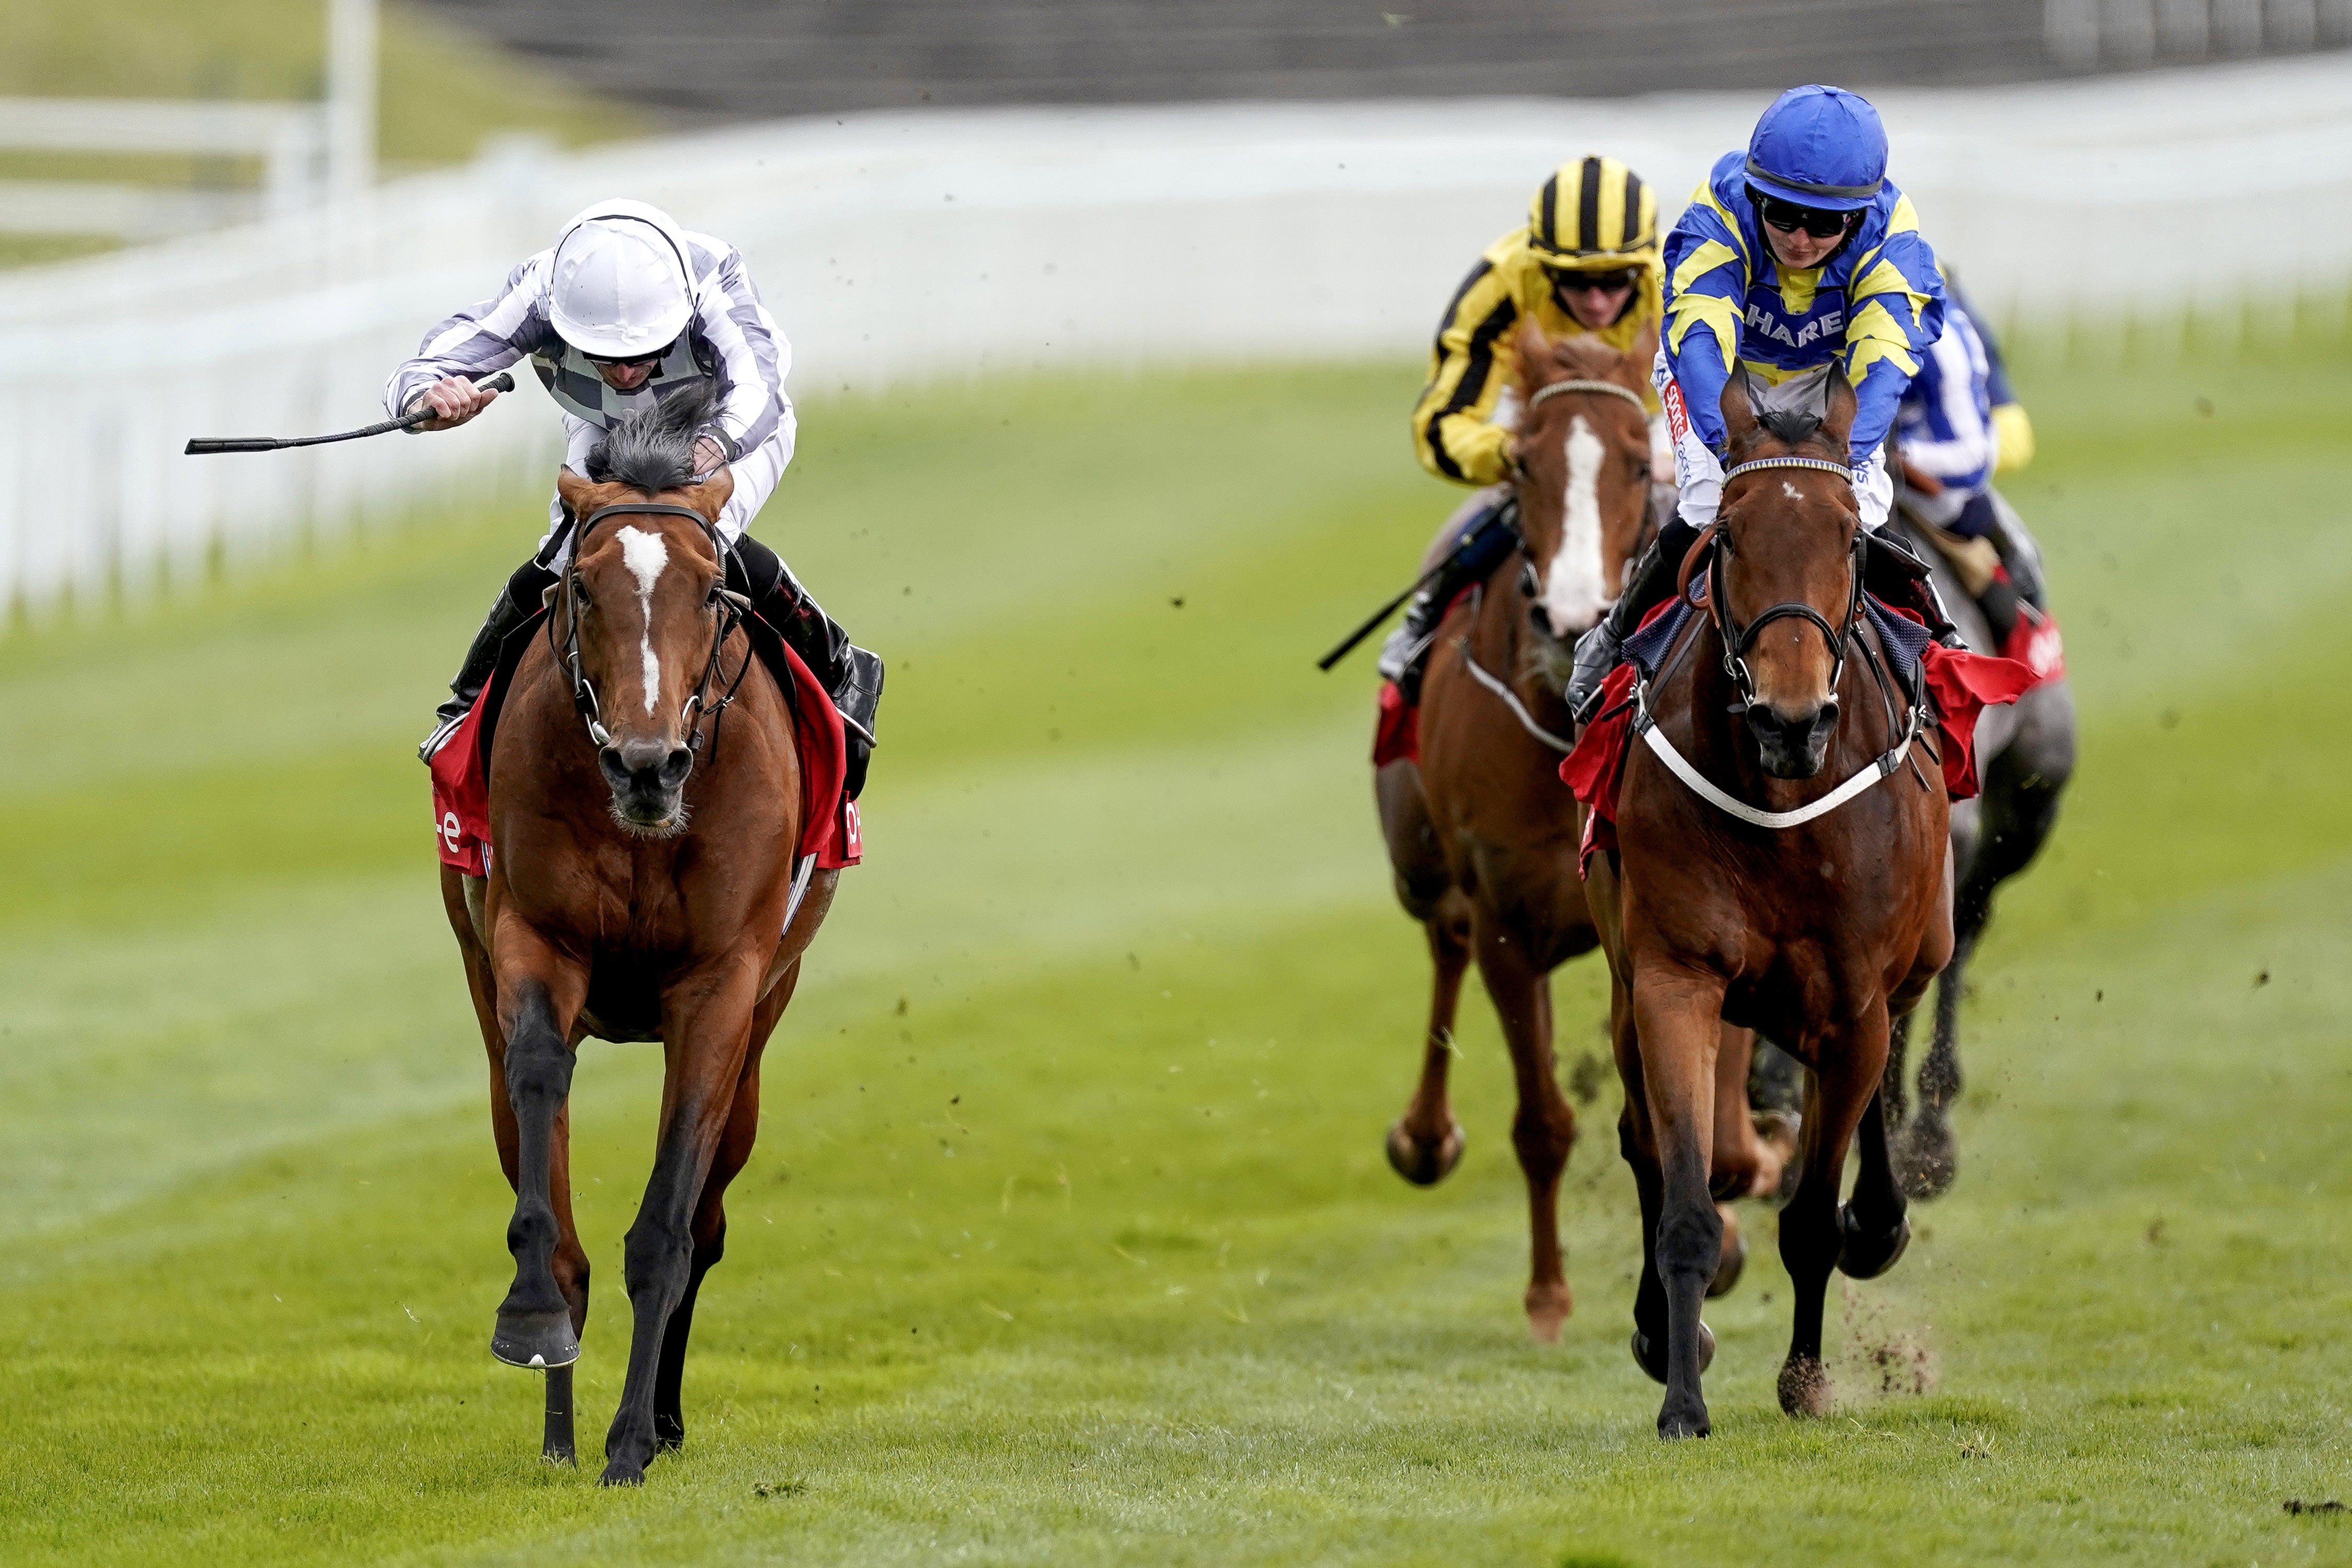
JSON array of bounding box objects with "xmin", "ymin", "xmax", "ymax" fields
[
  {"xmin": 428, "ymin": 614, "xmax": 862, "ymax": 878},
  {"xmin": 1557, "ymin": 596, "xmax": 2044, "ymax": 877}
]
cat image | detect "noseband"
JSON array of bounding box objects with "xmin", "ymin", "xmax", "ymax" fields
[
  {"xmin": 1705, "ymin": 456, "xmax": 1865, "ymax": 713},
  {"xmin": 550, "ymin": 501, "xmax": 755, "ymax": 763}
]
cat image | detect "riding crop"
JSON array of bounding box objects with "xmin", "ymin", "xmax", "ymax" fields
[
  {"xmin": 1316, "ymin": 504, "xmax": 1519, "ymax": 671},
  {"xmin": 183, "ymin": 371, "xmax": 516, "ymax": 455}
]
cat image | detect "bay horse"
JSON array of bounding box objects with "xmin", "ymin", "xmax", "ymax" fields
[
  {"xmin": 1375, "ymin": 325, "xmax": 1790, "ymax": 1340},
  {"xmin": 1587, "ymin": 367, "xmax": 1951, "ymax": 1436},
  {"xmin": 440, "ymin": 393, "xmax": 837, "ymax": 1484}
]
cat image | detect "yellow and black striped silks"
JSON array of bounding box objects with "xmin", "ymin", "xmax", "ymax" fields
[{"xmin": 1411, "ymin": 156, "xmax": 1665, "ymax": 487}]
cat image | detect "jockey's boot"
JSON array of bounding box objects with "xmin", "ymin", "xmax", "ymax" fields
[
  {"xmin": 1374, "ymin": 497, "xmax": 1521, "ymax": 706},
  {"xmin": 1862, "ymin": 531, "xmax": 1965, "ymax": 648},
  {"xmin": 1563, "ymin": 516, "xmax": 1699, "ymax": 721},
  {"xmin": 420, "ymin": 559, "xmax": 558, "ymax": 762},
  {"xmin": 732, "ymin": 535, "xmax": 883, "ymax": 801}
]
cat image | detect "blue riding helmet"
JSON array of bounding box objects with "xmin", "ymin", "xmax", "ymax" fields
[{"xmin": 1744, "ymin": 85, "xmax": 1888, "ymax": 213}]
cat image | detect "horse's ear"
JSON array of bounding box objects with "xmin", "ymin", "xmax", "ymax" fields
[
  {"xmin": 1717, "ymin": 362, "xmax": 1760, "ymax": 452},
  {"xmin": 1512, "ymin": 317, "xmax": 1554, "ymax": 391},
  {"xmin": 556, "ymin": 466, "xmax": 597, "ymax": 520},
  {"xmin": 689, "ymin": 465, "xmax": 735, "ymax": 524},
  {"xmin": 1820, "ymin": 371, "xmax": 1859, "ymax": 456}
]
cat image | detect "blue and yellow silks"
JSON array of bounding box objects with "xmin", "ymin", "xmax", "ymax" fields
[{"xmin": 1660, "ymin": 151, "xmax": 1946, "ymax": 466}]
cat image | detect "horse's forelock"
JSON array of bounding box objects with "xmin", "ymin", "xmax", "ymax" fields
[{"xmin": 586, "ymin": 384, "xmax": 717, "ymax": 493}]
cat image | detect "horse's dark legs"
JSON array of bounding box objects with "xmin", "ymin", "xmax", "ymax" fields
[
  {"xmin": 1474, "ymin": 912, "xmax": 1579, "ymax": 1341},
  {"xmin": 652, "ymin": 1001, "xmax": 778, "ymax": 1454},
  {"xmin": 457, "ymin": 886, "xmax": 590, "ymax": 1465},
  {"xmin": 1899, "ymin": 695, "xmax": 2072, "ymax": 1198},
  {"xmin": 602, "ymin": 967, "xmax": 761, "ymax": 1487},
  {"xmin": 1779, "ymin": 1006, "xmax": 1898, "ymax": 1418},
  {"xmin": 1387, "ymin": 903, "xmax": 1472, "ymax": 1186},
  {"xmin": 490, "ymin": 978, "xmax": 585, "ymax": 1377},
  {"xmin": 652, "ymin": 1235, "xmax": 721, "ymax": 1456},
  {"xmin": 1882, "ymin": 1010, "xmax": 1912, "ymax": 1129},
  {"xmin": 1628, "ymin": 966, "xmax": 1726, "ymax": 1438}
]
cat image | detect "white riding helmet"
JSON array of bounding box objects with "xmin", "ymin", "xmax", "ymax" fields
[{"xmin": 547, "ymin": 202, "xmax": 694, "ymax": 358}]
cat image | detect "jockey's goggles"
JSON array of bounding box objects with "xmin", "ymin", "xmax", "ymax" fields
[
  {"xmin": 1753, "ymin": 193, "xmax": 1858, "ymax": 239},
  {"xmin": 583, "ymin": 339, "xmax": 676, "ymax": 368},
  {"xmin": 1551, "ymin": 268, "xmax": 1637, "ymax": 293}
]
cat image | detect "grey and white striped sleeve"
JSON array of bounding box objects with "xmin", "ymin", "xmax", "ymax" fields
[
  {"xmin": 382, "ymin": 257, "xmax": 552, "ymax": 420},
  {"xmin": 690, "ymin": 241, "xmax": 791, "ymax": 460}
]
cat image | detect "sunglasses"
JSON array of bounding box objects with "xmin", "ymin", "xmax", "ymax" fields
[
  {"xmin": 1553, "ymin": 268, "xmax": 1636, "ymax": 294},
  {"xmin": 584, "ymin": 343, "xmax": 673, "ymax": 368},
  {"xmin": 1754, "ymin": 195, "xmax": 1856, "ymax": 239}
]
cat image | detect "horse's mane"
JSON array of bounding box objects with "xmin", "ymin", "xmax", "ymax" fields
[
  {"xmin": 586, "ymin": 384, "xmax": 715, "ymax": 492},
  {"xmin": 1541, "ymin": 335, "xmax": 1621, "ymax": 381},
  {"xmin": 1731, "ymin": 364, "xmax": 1831, "ymax": 450}
]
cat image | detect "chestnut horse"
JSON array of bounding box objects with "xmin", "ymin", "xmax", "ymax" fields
[
  {"xmin": 1376, "ymin": 326, "xmax": 1789, "ymax": 1340},
  {"xmin": 1588, "ymin": 368, "xmax": 1951, "ymax": 1437},
  {"xmin": 440, "ymin": 395, "xmax": 837, "ymax": 1484}
]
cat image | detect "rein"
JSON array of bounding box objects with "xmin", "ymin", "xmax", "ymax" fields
[
  {"xmin": 550, "ymin": 501, "xmax": 756, "ymax": 765},
  {"xmin": 1628, "ymin": 457, "xmax": 1927, "ymax": 832}
]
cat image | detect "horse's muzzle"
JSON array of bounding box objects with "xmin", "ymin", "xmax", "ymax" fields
[
  {"xmin": 599, "ymin": 737, "xmax": 693, "ymax": 829},
  {"xmin": 1747, "ymin": 699, "xmax": 1837, "ymax": 780}
]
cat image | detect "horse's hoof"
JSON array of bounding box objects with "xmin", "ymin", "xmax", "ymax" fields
[
  {"xmin": 1778, "ymin": 1353, "xmax": 1832, "ymax": 1417},
  {"xmin": 1631, "ymin": 1321, "xmax": 1714, "ymax": 1384},
  {"xmin": 1893, "ymin": 1117, "xmax": 1958, "ymax": 1201},
  {"xmin": 1385, "ymin": 1120, "xmax": 1466, "ymax": 1187},
  {"xmin": 654, "ymin": 1414, "xmax": 685, "ymax": 1455},
  {"xmin": 491, "ymin": 1309, "xmax": 580, "ymax": 1370},
  {"xmin": 1707, "ymin": 1206, "xmax": 1747, "ymax": 1299},
  {"xmin": 1657, "ymin": 1401, "xmax": 1713, "ymax": 1440},
  {"xmin": 1837, "ymin": 1203, "xmax": 1912, "ymax": 1280},
  {"xmin": 1524, "ymin": 1280, "xmax": 1572, "ymax": 1343},
  {"xmin": 598, "ymin": 1461, "xmax": 646, "ymax": 1488}
]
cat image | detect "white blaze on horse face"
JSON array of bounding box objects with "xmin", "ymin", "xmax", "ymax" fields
[
  {"xmin": 1540, "ymin": 413, "xmax": 1612, "ymax": 635},
  {"xmin": 615, "ymin": 525, "xmax": 668, "ymax": 716}
]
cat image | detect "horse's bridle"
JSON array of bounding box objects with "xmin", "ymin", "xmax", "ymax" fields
[
  {"xmin": 1702, "ymin": 455, "xmax": 1866, "ymax": 713},
  {"xmin": 1513, "ymin": 374, "xmax": 1654, "ymax": 609},
  {"xmin": 549, "ymin": 501, "xmax": 755, "ymax": 763}
]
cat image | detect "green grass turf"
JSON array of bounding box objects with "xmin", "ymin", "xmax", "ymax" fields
[{"xmin": 4, "ymin": 339, "xmax": 2352, "ymax": 1566}]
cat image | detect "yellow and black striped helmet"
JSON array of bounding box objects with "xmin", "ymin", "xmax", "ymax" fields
[{"xmin": 1527, "ymin": 155, "xmax": 1659, "ymax": 273}]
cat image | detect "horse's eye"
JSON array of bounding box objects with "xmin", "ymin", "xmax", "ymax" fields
[{"xmin": 574, "ymin": 587, "xmax": 594, "ymax": 610}]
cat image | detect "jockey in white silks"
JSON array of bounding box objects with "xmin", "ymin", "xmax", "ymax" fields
[{"xmin": 391, "ymin": 199, "xmax": 881, "ymax": 796}]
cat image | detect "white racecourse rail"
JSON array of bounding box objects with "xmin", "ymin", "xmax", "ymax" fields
[{"xmin": 2, "ymin": 55, "xmax": 2349, "ymax": 620}]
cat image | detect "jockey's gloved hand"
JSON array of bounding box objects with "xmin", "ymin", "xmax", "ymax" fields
[{"xmin": 690, "ymin": 435, "xmax": 728, "ymax": 477}]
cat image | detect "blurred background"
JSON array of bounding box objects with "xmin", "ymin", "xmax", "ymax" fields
[{"xmin": 5, "ymin": 5, "xmax": 2351, "ymax": 1565}]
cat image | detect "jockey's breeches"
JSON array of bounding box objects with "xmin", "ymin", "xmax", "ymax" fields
[{"xmin": 1652, "ymin": 351, "xmax": 1892, "ymax": 534}]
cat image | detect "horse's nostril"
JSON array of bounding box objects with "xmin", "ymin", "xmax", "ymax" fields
[{"xmin": 657, "ymin": 747, "xmax": 693, "ymax": 788}]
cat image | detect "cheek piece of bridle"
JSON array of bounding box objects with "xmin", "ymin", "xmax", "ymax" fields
[
  {"xmin": 1703, "ymin": 455, "xmax": 1866, "ymax": 717},
  {"xmin": 550, "ymin": 502, "xmax": 756, "ymax": 768}
]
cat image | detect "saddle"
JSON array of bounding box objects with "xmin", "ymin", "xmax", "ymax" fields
[{"xmin": 427, "ymin": 606, "xmax": 860, "ymax": 879}]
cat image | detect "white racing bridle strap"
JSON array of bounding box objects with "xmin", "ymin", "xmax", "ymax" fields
[{"xmin": 1526, "ymin": 378, "xmax": 1650, "ymax": 416}]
